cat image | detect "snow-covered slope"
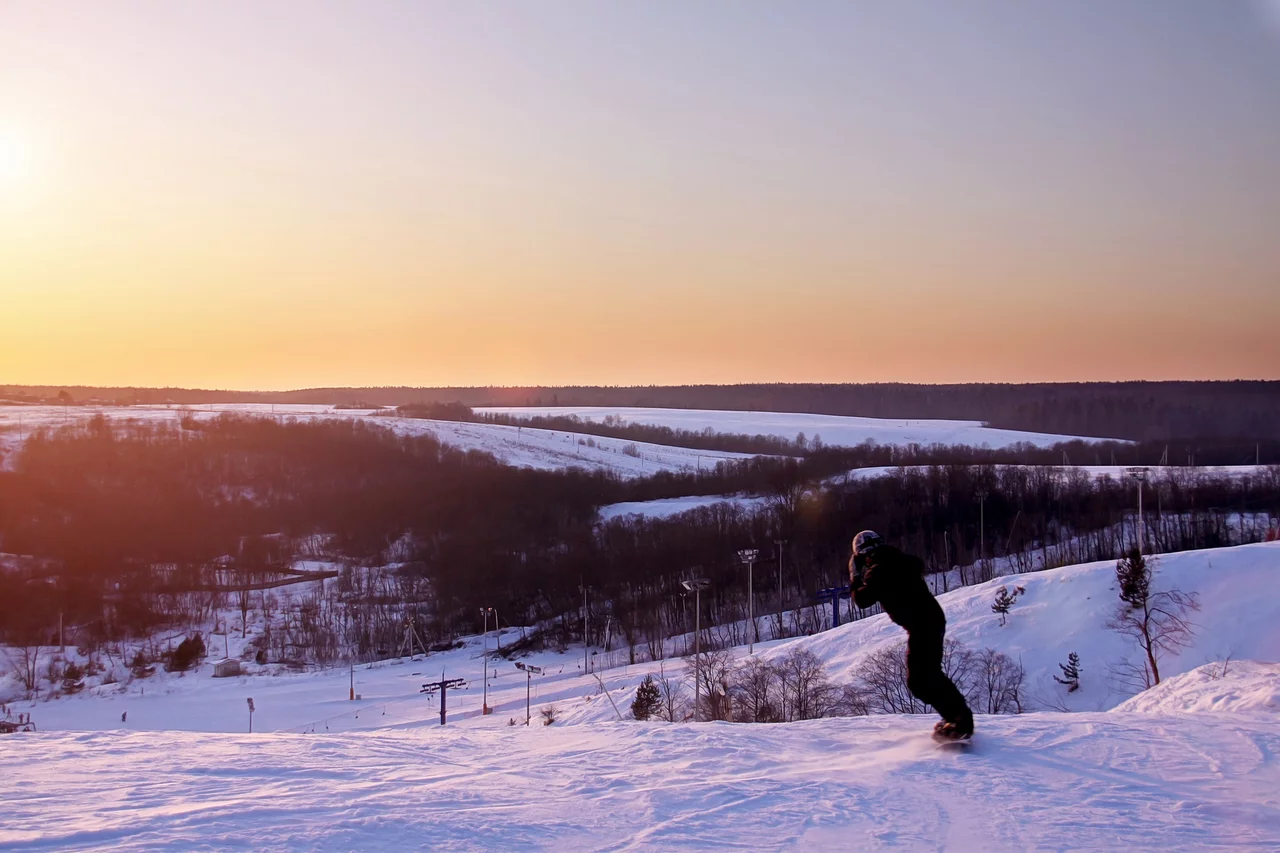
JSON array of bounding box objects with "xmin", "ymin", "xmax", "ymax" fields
[
  {"xmin": 5, "ymin": 712, "xmax": 1278, "ymax": 852},
  {"xmin": 1113, "ymin": 660, "xmax": 1280, "ymax": 715},
  {"xmin": 765, "ymin": 542, "xmax": 1280, "ymax": 712},
  {"xmin": 6, "ymin": 544, "xmax": 1280, "ymax": 850},
  {"xmin": 478, "ymin": 405, "xmax": 1115, "ymax": 448}
]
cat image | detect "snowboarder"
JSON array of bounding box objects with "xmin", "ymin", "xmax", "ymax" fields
[{"xmin": 849, "ymin": 530, "xmax": 974, "ymax": 740}]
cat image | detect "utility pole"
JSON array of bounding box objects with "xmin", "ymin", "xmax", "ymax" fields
[
  {"xmin": 681, "ymin": 578, "xmax": 710, "ymax": 721},
  {"xmin": 738, "ymin": 549, "xmax": 759, "ymax": 653},
  {"xmin": 514, "ymin": 662, "xmax": 544, "ymax": 725},
  {"xmin": 421, "ymin": 672, "xmax": 467, "ymax": 726}
]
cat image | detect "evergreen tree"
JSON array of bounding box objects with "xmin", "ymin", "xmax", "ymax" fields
[
  {"xmin": 1054, "ymin": 652, "xmax": 1081, "ymax": 692},
  {"xmin": 991, "ymin": 587, "xmax": 1016, "ymax": 626},
  {"xmin": 631, "ymin": 674, "xmax": 661, "ymax": 721}
]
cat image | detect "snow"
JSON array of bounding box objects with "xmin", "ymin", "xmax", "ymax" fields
[
  {"xmin": 477, "ymin": 405, "xmax": 1116, "ymax": 449},
  {"xmin": 5, "ymin": 544, "xmax": 1280, "ymax": 849},
  {"xmin": 3, "ymin": 713, "xmax": 1278, "ymax": 851},
  {"xmin": 0, "ymin": 404, "xmax": 754, "ymax": 479},
  {"xmin": 1113, "ymin": 660, "xmax": 1280, "ymax": 715},
  {"xmin": 826, "ymin": 463, "xmax": 1275, "ymax": 486},
  {"xmin": 597, "ymin": 494, "xmax": 772, "ymax": 521}
]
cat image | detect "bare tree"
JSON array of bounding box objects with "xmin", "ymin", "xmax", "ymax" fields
[
  {"xmin": 774, "ymin": 648, "xmax": 839, "ymax": 721},
  {"xmin": 1107, "ymin": 551, "xmax": 1199, "ymax": 689},
  {"xmin": 731, "ymin": 657, "xmax": 781, "ymax": 723},
  {"xmin": 973, "ymin": 648, "xmax": 1025, "ymax": 714},
  {"xmin": 655, "ymin": 665, "xmax": 689, "ymax": 723},
  {"xmin": 4, "ymin": 646, "xmax": 42, "ymax": 696},
  {"xmin": 684, "ymin": 649, "xmax": 735, "ymax": 722}
]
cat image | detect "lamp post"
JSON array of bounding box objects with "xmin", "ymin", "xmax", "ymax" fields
[
  {"xmin": 514, "ymin": 662, "xmax": 544, "ymax": 725},
  {"xmin": 774, "ymin": 539, "xmax": 786, "ymax": 640},
  {"xmin": 480, "ymin": 607, "xmax": 495, "ymax": 715},
  {"xmin": 1125, "ymin": 467, "xmax": 1149, "ymax": 554},
  {"xmin": 681, "ymin": 578, "xmax": 710, "ymax": 721},
  {"xmin": 738, "ymin": 549, "xmax": 759, "ymax": 653},
  {"xmin": 976, "ymin": 489, "xmax": 988, "ymax": 575}
]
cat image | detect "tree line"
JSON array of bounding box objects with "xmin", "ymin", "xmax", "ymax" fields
[{"xmin": 8, "ymin": 379, "xmax": 1280, "ymax": 441}]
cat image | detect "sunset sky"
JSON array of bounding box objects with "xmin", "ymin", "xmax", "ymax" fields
[{"xmin": 2, "ymin": 1, "xmax": 1278, "ymax": 390}]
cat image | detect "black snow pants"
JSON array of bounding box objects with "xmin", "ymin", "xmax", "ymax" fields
[{"xmin": 905, "ymin": 620, "xmax": 972, "ymax": 725}]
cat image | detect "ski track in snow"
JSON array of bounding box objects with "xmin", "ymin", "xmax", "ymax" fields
[{"xmin": 3, "ymin": 714, "xmax": 1278, "ymax": 852}]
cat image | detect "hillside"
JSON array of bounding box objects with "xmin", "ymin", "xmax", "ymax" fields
[{"xmin": 5, "ymin": 544, "xmax": 1280, "ymax": 850}]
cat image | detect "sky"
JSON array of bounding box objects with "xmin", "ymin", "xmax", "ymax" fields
[{"xmin": 1, "ymin": 1, "xmax": 1279, "ymax": 390}]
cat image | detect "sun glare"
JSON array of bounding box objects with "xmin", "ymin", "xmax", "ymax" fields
[{"xmin": 0, "ymin": 131, "xmax": 30, "ymax": 185}]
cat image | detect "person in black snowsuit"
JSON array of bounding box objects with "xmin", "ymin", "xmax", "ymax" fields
[{"xmin": 849, "ymin": 530, "xmax": 974, "ymax": 739}]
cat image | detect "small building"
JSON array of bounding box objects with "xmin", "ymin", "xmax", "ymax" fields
[{"xmin": 212, "ymin": 658, "xmax": 242, "ymax": 678}]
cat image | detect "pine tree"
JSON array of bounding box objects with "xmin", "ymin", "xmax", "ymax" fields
[
  {"xmin": 1054, "ymin": 652, "xmax": 1081, "ymax": 692},
  {"xmin": 1116, "ymin": 550, "xmax": 1150, "ymax": 610},
  {"xmin": 991, "ymin": 587, "xmax": 1016, "ymax": 626},
  {"xmin": 631, "ymin": 674, "xmax": 661, "ymax": 721}
]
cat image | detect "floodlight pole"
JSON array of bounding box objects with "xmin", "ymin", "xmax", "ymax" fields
[
  {"xmin": 515, "ymin": 662, "xmax": 544, "ymax": 725},
  {"xmin": 775, "ymin": 539, "xmax": 786, "ymax": 639},
  {"xmin": 681, "ymin": 578, "xmax": 710, "ymax": 721},
  {"xmin": 976, "ymin": 490, "xmax": 988, "ymax": 567},
  {"xmin": 738, "ymin": 549, "xmax": 759, "ymax": 653},
  {"xmin": 481, "ymin": 608, "xmax": 491, "ymax": 715},
  {"xmin": 1126, "ymin": 468, "xmax": 1149, "ymax": 554}
]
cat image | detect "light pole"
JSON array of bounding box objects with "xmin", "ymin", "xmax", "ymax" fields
[
  {"xmin": 774, "ymin": 539, "xmax": 786, "ymax": 640},
  {"xmin": 580, "ymin": 583, "xmax": 590, "ymax": 675},
  {"xmin": 1126, "ymin": 467, "xmax": 1149, "ymax": 554},
  {"xmin": 480, "ymin": 608, "xmax": 494, "ymax": 715},
  {"xmin": 738, "ymin": 549, "xmax": 759, "ymax": 653},
  {"xmin": 976, "ymin": 490, "xmax": 988, "ymax": 573},
  {"xmin": 515, "ymin": 662, "xmax": 544, "ymax": 725},
  {"xmin": 681, "ymin": 578, "xmax": 710, "ymax": 722}
]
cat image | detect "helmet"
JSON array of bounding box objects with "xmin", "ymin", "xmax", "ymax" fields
[{"xmin": 851, "ymin": 530, "xmax": 883, "ymax": 556}]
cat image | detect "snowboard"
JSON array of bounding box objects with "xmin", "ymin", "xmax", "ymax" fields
[{"xmin": 932, "ymin": 731, "xmax": 974, "ymax": 749}]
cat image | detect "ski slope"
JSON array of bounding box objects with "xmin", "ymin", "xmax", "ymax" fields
[
  {"xmin": 5, "ymin": 709, "xmax": 1278, "ymax": 851},
  {"xmin": 478, "ymin": 405, "xmax": 1113, "ymax": 449},
  {"xmin": 5, "ymin": 543, "xmax": 1280, "ymax": 850}
]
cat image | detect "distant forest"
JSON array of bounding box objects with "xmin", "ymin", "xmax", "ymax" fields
[{"xmin": 5, "ymin": 381, "xmax": 1280, "ymax": 441}]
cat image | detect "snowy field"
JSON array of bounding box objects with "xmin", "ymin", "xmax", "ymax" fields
[
  {"xmin": 478, "ymin": 405, "xmax": 1112, "ymax": 449},
  {"xmin": 0, "ymin": 405, "xmax": 754, "ymax": 478}
]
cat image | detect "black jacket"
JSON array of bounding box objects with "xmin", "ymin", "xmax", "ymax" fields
[{"xmin": 850, "ymin": 545, "xmax": 944, "ymax": 632}]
